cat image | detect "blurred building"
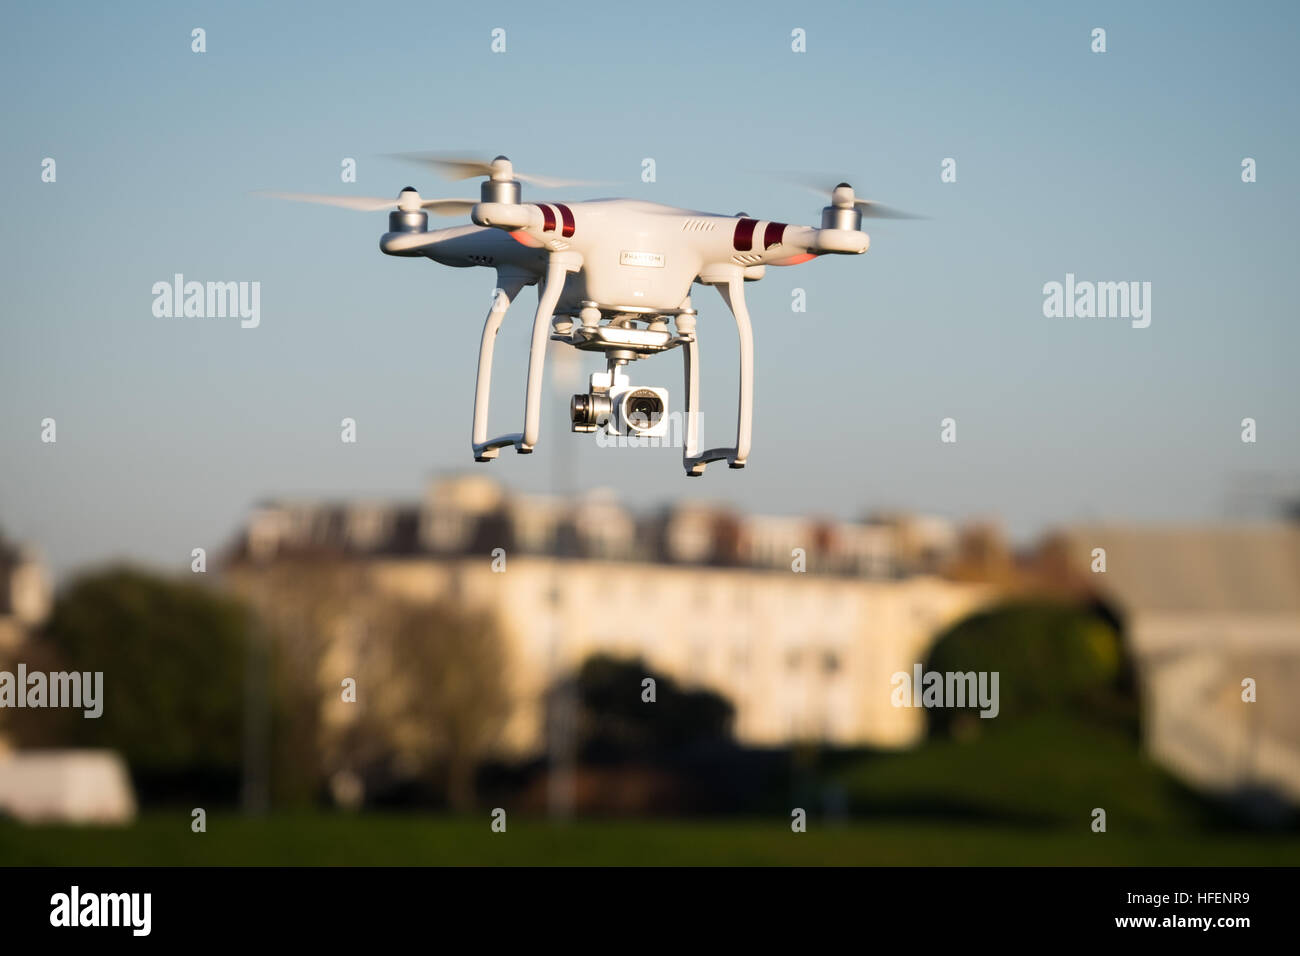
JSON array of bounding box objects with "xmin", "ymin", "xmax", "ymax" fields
[
  {"xmin": 0, "ymin": 542, "xmax": 138, "ymax": 823},
  {"xmin": 0, "ymin": 535, "xmax": 52, "ymax": 757},
  {"xmin": 225, "ymin": 475, "xmax": 992, "ymax": 756},
  {"xmin": 0, "ymin": 535, "xmax": 51, "ymax": 654},
  {"xmin": 0, "ymin": 750, "xmax": 136, "ymax": 824},
  {"xmin": 1045, "ymin": 523, "xmax": 1300, "ymax": 807}
]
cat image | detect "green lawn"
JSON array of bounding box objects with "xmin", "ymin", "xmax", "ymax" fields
[
  {"xmin": 4, "ymin": 714, "xmax": 1297, "ymax": 866},
  {"xmin": 829, "ymin": 714, "xmax": 1213, "ymax": 829},
  {"xmin": 2, "ymin": 813, "xmax": 1299, "ymax": 865}
]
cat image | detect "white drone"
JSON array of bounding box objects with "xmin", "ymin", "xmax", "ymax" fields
[{"xmin": 261, "ymin": 154, "xmax": 915, "ymax": 476}]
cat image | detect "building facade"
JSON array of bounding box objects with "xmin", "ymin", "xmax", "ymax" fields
[
  {"xmin": 1048, "ymin": 523, "xmax": 1300, "ymax": 807},
  {"xmin": 225, "ymin": 476, "xmax": 992, "ymax": 758}
]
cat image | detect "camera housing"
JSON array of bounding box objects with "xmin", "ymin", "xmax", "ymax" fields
[
  {"xmin": 571, "ymin": 369, "xmax": 670, "ymax": 439},
  {"xmin": 613, "ymin": 385, "xmax": 668, "ymax": 438}
]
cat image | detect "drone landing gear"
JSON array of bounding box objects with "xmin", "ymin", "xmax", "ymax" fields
[
  {"xmin": 471, "ymin": 256, "xmax": 580, "ymax": 461},
  {"xmin": 471, "ymin": 274, "xmax": 527, "ymax": 461},
  {"xmin": 470, "ymin": 260, "xmax": 755, "ymax": 478},
  {"xmin": 682, "ymin": 271, "xmax": 754, "ymax": 476}
]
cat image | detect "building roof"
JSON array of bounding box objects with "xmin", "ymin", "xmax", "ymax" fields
[
  {"xmin": 227, "ymin": 476, "xmax": 961, "ymax": 580},
  {"xmin": 1057, "ymin": 523, "xmax": 1300, "ymax": 615}
]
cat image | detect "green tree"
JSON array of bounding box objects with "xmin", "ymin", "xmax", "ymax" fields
[
  {"xmin": 557, "ymin": 654, "xmax": 735, "ymax": 761},
  {"xmin": 17, "ymin": 566, "xmax": 250, "ymax": 798},
  {"xmin": 923, "ymin": 600, "xmax": 1136, "ymax": 737},
  {"xmin": 342, "ymin": 597, "xmax": 510, "ymax": 810},
  {"xmin": 230, "ymin": 561, "xmax": 511, "ymax": 811}
]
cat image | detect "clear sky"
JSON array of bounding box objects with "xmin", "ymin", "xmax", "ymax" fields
[{"xmin": 2, "ymin": 0, "xmax": 1298, "ymax": 579}]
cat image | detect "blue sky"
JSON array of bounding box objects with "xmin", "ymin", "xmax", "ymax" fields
[{"xmin": 2, "ymin": 0, "xmax": 1298, "ymax": 578}]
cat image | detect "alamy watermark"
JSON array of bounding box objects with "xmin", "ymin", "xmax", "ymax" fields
[
  {"xmin": 1042, "ymin": 273, "xmax": 1151, "ymax": 329},
  {"xmin": 594, "ymin": 410, "xmax": 702, "ymax": 450},
  {"xmin": 891, "ymin": 664, "xmax": 999, "ymax": 719},
  {"xmin": 50, "ymin": 886, "xmax": 150, "ymax": 936},
  {"xmin": 0, "ymin": 665, "xmax": 103, "ymax": 718},
  {"xmin": 152, "ymin": 274, "xmax": 260, "ymax": 328}
]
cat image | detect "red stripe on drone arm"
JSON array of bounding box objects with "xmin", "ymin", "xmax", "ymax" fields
[
  {"xmin": 555, "ymin": 203, "xmax": 575, "ymax": 237},
  {"xmin": 540, "ymin": 204, "xmax": 557, "ymax": 233},
  {"xmin": 733, "ymin": 218, "xmax": 758, "ymax": 251},
  {"xmin": 764, "ymin": 222, "xmax": 787, "ymax": 249}
]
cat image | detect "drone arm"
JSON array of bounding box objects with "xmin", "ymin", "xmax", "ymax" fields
[
  {"xmin": 472, "ymin": 202, "xmax": 541, "ymax": 232},
  {"xmin": 753, "ymin": 225, "xmax": 866, "ymax": 267}
]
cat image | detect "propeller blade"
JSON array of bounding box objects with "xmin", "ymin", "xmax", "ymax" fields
[
  {"xmin": 253, "ymin": 191, "xmax": 475, "ymax": 216},
  {"xmin": 782, "ymin": 173, "xmax": 853, "ymax": 196},
  {"xmin": 391, "ymin": 153, "xmax": 494, "ymax": 180},
  {"xmin": 853, "ymin": 200, "xmax": 927, "ymax": 220},
  {"xmin": 419, "ymin": 198, "xmax": 477, "ymax": 215},
  {"xmin": 254, "ymin": 191, "xmax": 399, "ymax": 212},
  {"xmin": 767, "ymin": 172, "xmax": 928, "ymax": 220},
  {"xmin": 513, "ymin": 171, "xmax": 604, "ymax": 188},
  {"xmin": 388, "ymin": 152, "xmax": 606, "ymax": 188}
]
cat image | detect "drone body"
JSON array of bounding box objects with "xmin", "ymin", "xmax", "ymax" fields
[
  {"xmin": 263, "ymin": 155, "xmax": 900, "ymax": 475},
  {"xmin": 383, "ymin": 197, "xmax": 868, "ymax": 314}
]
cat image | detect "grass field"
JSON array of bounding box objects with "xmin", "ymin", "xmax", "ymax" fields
[
  {"xmin": 3, "ymin": 813, "xmax": 1300, "ymax": 866},
  {"xmin": 829, "ymin": 714, "xmax": 1214, "ymax": 827},
  {"xmin": 4, "ymin": 715, "xmax": 1297, "ymax": 866}
]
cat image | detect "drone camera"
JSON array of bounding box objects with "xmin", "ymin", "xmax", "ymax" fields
[
  {"xmin": 616, "ymin": 387, "xmax": 668, "ymax": 438},
  {"xmin": 570, "ymin": 392, "xmax": 611, "ymax": 433},
  {"xmin": 572, "ymin": 370, "xmax": 670, "ymax": 439}
]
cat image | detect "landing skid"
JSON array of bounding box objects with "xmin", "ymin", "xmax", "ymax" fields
[{"xmin": 470, "ymin": 257, "xmax": 755, "ymax": 476}]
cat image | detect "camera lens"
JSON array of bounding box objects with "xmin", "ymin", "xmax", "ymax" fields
[
  {"xmin": 623, "ymin": 389, "xmax": 664, "ymax": 431},
  {"xmin": 571, "ymin": 394, "xmax": 594, "ymax": 426},
  {"xmin": 571, "ymin": 392, "xmax": 610, "ymax": 431}
]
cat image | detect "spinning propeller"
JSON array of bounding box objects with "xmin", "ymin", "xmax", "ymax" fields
[
  {"xmin": 254, "ymin": 187, "xmax": 475, "ymax": 215},
  {"xmin": 389, "ymin": 152, "xmax": 604, "ymax": 189},
  {"xmin": 256, "ymin": 154, "xmax": 602, "ymax": 219},
  {"xmin": 817, "ymin": 182, "xmax": 926, "ymax": 220},
  {"xmin": 773, "ymin": 172, "xmax": 926, "ymax": 220}
]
